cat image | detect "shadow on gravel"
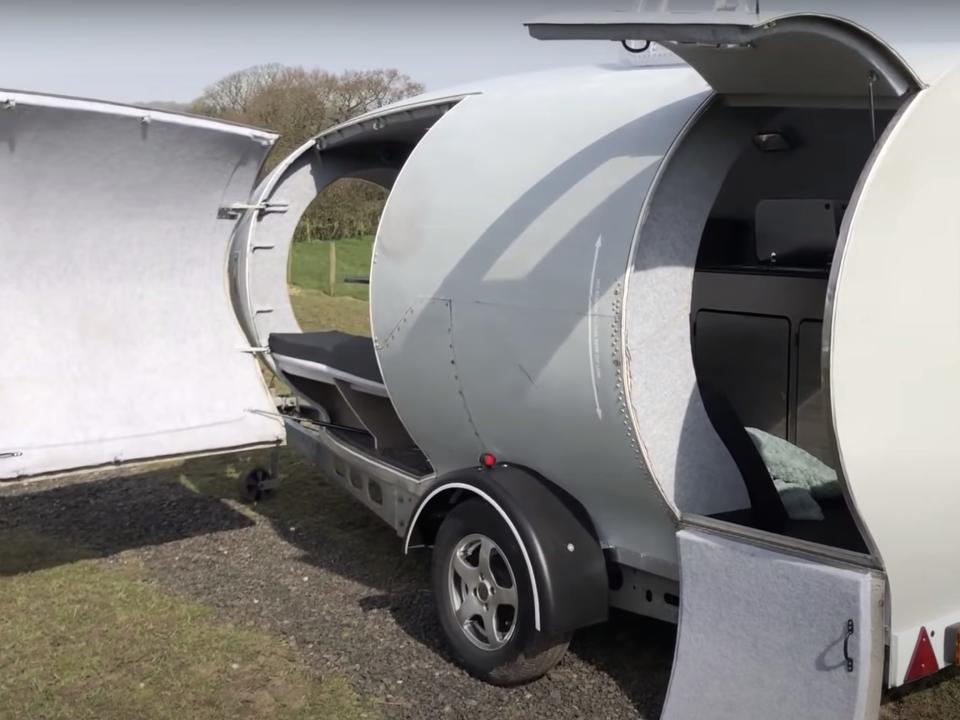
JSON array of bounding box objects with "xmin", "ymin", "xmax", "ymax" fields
[
  {"xmin": 571, "ymin": 610, "xmax": 677, "ymax": 717},
  {"xmin": 364, "ymin": 591, "xmax": 677, "ymax": 717},
  {"xmin": 356, "ymin": 591, "xmax": 676, "ymax": 718},
  {"xmin": 0, "ymin": 472, "xmax": 254, "ymax": 575}
]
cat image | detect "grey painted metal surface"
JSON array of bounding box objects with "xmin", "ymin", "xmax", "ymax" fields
[
  {"xmin": 607, "ymin": 563, "xmax": 679, "ymax": 624},
  {"xmin": 285, "ymin": 416, "xmax": 423, "ymax": 535},
  {"xmin": 371, "ymin": 65, "xmax": 711, "ymax": 571},
  {"xmin": 0, "ymin": 91, "xmax": 282, "ymax": 479},
  {"xmin": 273, "ymin": 355, "xmax": 389, "ymax": 398},
  {"xmin": 230, "ymin": 97, "xmax": 464, "ymax": 365}
]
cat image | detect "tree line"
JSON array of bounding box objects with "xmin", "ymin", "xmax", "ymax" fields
[{"xmin": 189, "ymin": 64, "xmax": 424, "ymax": 241}]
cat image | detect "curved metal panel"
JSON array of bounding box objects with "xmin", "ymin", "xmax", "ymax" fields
[
  {"xmin": 529, "ymin": 13, "xmax": 920, "ymax": 99},
  {"xmin": 756, "ymin": 2, "xmax": 960, "ymax": 88},
  {"xmin": 372, "ymin": 65, "xmax": 709, "ymax": 567},
  {"xmin": 828, "ymin": 62, "xmax": 960, "ymax": 685},
  {"xmin": 231, "ymin": 150, "xmax": 381, "ymax": 355},
  {"xmin": 0, "ymin": 91, "xmax": 281, "ymax": 479},
  {"xmin": 530, "ymin": 2, "xmax": 960, "ymax": 89},
  {"xmin": 230, "ymin": 99, "xmax": 463, "ymax": 359}
]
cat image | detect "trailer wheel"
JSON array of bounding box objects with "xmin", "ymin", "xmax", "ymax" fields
[
  {"xmin": 432, "ymin": 499, "xmax": 570, "ymax": 685},
  {"xmin": 241, "ymin": 467, "xmax": 271, "ymax": 503}
]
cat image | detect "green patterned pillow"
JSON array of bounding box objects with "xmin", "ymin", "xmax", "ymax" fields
[{"xmin": 746, "ymin": 427, "xmax": 842, "ymax": 501}]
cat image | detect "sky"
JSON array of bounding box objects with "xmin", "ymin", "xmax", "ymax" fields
[
  {"xmin": 6, "ymin": 1, "xmax": 947, "ymax": 105},
  {"xmin": 0, "ymin": 0, "xmax": 656, "ymax": 104}
]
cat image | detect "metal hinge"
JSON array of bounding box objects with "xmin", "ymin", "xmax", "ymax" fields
[{"xmin": 218, "ymin": 201, "xmax": 289, "ymax": 220}]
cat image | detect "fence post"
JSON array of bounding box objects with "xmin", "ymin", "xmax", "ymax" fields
[{"xmin": 329, "ymin": 240, "xmax": 337, "ymax": 296}]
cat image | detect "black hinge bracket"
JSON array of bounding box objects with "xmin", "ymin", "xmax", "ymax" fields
[{"xmin": 218, "ymin": 201, "xmax": 289, "ymax": 220}]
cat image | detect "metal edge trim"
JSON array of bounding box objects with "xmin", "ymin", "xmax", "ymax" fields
[
  {"xmin": 680, "ymin": 513, "xmax": 883, "ymax": 571},
  {"xmin": 821, "ymin": 91, "xmax": 921, "ymax": 568}
]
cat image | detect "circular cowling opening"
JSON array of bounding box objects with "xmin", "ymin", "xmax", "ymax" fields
[{"xmin": 287, "ymin": 177, "xmax": 386, "ymax": 337}]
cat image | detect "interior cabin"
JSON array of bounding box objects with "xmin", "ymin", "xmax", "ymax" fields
[{"xmin": 687, "ymin": 104, "xmax": 896, "ymax": 553}]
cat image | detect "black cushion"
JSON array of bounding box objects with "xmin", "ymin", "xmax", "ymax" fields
[
  {"xmin": 268, "ymin": 332, "xmax": 382, "ymax": 384},
  {"xmin": 699, "ymin": 382, "xmax": 788, "ymax": 532}
]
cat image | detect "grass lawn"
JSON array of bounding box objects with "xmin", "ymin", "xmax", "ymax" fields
[
  {"xmin": 289, "ymin": 238, "xmax": 372, "ymax": 301},
  {"xmin": 0, "ymin": 528, "xmax": 375, "ymax": 720},
  {"xmin": 288, "ymin": 238, "xmax": 372, "ymax": 336},
  {"xmin": 289, "ymin": 288, "xmax": 370, "ymax": 337}
]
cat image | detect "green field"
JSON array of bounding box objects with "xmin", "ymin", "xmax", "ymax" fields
[
  {"xmin": 288, "ymin": 238, "xmax": 372, "ymax": 336},
  {"xmin": 288, "ymin": 237, "xmax": 372, "ymax": 300}
]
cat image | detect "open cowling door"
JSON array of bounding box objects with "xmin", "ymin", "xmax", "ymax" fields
[
  {"xmin": 663, "ymin": 528, "xmax": 884, "ymax": 720},
  {"xmin": 829, "ymin": 61, "xmax": 960, "ymax": 687},
  {"xmin": 0, "ymin": 92, "xmax": 282, "ymax": 480},
  {"xmin": 527, "ymin": 8, "xmax": 921, "ymax": 103}
]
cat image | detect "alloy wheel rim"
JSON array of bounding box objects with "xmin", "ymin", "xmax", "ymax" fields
[{"xmin": 447, "ymin": 533, "xmax": 519, "ymax": 650}]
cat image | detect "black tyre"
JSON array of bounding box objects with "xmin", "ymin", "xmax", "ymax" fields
[
  {"xmin": 241, "ymin": 467, "xmax": 271, "ymax": 503},
  {"xmin": 431, "ymin": 498, "xmax": 570, "ymax": 685}
]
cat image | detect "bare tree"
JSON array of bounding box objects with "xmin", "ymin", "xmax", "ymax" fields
[
  {"xmin": 324, "ymin": 69, "xmax": 424, "ymax": 124},
  {"xmin": 190, "ymin": 63, "xmax": 287, "ymax": 120}
]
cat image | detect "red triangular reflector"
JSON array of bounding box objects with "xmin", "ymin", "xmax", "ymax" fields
[{"xmin": 904, "ymin": 626, "xmax": 940, "ymax": 683}]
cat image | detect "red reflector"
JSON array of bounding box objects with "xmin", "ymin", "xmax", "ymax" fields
[
  {"xmin": 904, "ymin": 626, "xmax": 940, "ymax": 683},
  {"xmin": 480, "ymin": 453, "xmax": 496, "ymax": 469}
]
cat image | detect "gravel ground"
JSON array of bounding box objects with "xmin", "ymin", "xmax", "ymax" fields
[{"xmin": 0, "ymin": 452, "xmax": 956, "ymax": 720}]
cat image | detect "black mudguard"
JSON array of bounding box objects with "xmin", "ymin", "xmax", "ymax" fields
[{"xmin": 407, "ymin": 464, "xmax": 609, "ymax": 635}]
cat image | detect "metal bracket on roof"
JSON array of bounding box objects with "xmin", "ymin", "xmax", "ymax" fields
[{"xmin": 218, "ymin": 200, "xmax": 289, "ymax": 220}]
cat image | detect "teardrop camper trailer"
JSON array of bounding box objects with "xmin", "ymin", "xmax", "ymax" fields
[{"xmin": 3, "ymin": 4, "xmax": 960, "ymax": 718}]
